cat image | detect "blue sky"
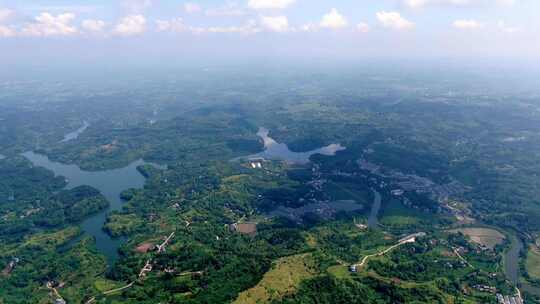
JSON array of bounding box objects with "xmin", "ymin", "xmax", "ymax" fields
[{"xmin": 0, "ymin": 0, "xmax": 539, "ymax": 67}]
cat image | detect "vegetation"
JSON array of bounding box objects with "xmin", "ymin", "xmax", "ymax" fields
[
  {"xmin": 1, "ymin": 67, "xmax": 539, "ymax": 302},
  {"xmin": 234, "ymin": 253, "xmax": 318, "ymax": 304},
  {"xmin": 525, "ymin": 245, "xmax": 540, "ymax": 280}
]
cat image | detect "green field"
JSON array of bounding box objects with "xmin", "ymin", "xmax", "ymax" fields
[
  {"xmin": 450, "ymin": 228, "xmax": 505, "ymax": 249},
  {"xmin": 526, "ymin": 245, "xmax": 540, "ymax": 280}
]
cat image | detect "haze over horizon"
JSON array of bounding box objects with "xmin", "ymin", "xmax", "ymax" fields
[{"xmin": 1, "ymin": 0, "xmax": 539, "ymax": 67}]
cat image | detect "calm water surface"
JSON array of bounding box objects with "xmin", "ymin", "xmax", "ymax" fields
[
  {"xmin": 502, "ymin": 232, "xmax": 540, "ymax": 296},
  {"xmin": 504, "ymin": 233, "xmax": 522, "ymax": 285},
  {"xmin": 248, "ymin": 127, "xmax": 346, "ymax": 164},
  {"xmin": 22, "ymin": 151, "xmax": 150, "ymax": 265}
]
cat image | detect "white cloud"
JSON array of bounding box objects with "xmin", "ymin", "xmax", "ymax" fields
[
  {"xmin": 156, "ymin": 18, "xmax": 186, "ymax": 32},
  {"xmin": 496, "ymin": 0, "xmax": 516, "ymax": 6},
  {"xmin": 497, "ymin": 20, "xmax": 520, "ymax": 33},
  {"xmin": 0, "ymin": 25, "xmax": 15, "ymax": 37},
  {"xmin": 248, "ymin": 0, "xmax": 296, "ymax": 10},
  {"xmin": 320, "ymin": 8, "xmax": 348, "ymax": 29},
  {"xmin": 82, "ymin": 19, "xmax": 106, "ymax": 32},
  {"xmin": 299, "ymin": 23, "xmax": 319, "ymax": 32},
  {"xmin": 156, "ymin": 18, "xmax": 260, "ymax": 35},
  {"xmin": 205, "ymin": 2, "xmax": 246, "ymax": 17},
  {"xmin": 260, "ymin": 15, "xmax": 289, "ymax": 32},
  {"xmin": 184, "ymin": 3, "xmax": 201, "ymax": 14},
  {"xmin": 357, "ymin": 22, "xmax": 370, "ymax": 33},
  {"xmin": 202, "ymin": 20, "xmax": 260, "ymax": 34},
  {"xmin": 205, "ymin": 8, "xmax": 245, "ymax": 17},
  {"xmin": 121, "ymin": 0, "xmax": 152, "ymax": 13},
  {"xmin": 403, "ymin": 0, "xmax": 516, "ymax": 8},
  {"xmin": 453, "ymin": 19, "xmax": 483, "ymax": 29},
  {"xmin": 114, "ymin": 15, "xmax": 146, "ymax": 36},
  {"xmin": 22, "ymin": 12, "xmax": 78, "ymax": 36},
  {"xmin": 376, "ymin": 11, "xmax": 414, "ymax": 30},
  {"xmin": 404, "ymin": 0, "xmax": 470, "ymax": 8},
  {"xmin": 0, "ymin": 8, "xmax": 14, "ymax": 22}
]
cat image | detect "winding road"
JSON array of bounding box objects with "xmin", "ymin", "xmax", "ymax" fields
[{"xmin": 353, "ymin": 233, "xmax": 421, "ymax": 269}]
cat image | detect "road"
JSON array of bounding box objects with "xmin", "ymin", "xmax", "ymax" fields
[
  {"xmin": 452, "ymin": 247, "xmax": 474, "ymax": 268},
  {"xmin": 353, "ymin": 233, "xmax": 421, "ymax": 269},
  {"xmin": 85, "ymin": 231, "xmax": 176, "ymax": 304}
]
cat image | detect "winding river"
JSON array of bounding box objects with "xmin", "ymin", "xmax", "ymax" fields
[
  {"xmin": 503, "ymin": 232, "xmax": 540, "ymax": 297},
  {"xmin": 22, "ymin": 151, "xmax": 152, "ymax": 265}
]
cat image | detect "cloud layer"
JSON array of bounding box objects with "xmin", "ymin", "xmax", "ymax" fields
[
  {"xmin": 248, "ymin": 0, "xmax": 296, "ymax": 10},
  {"xmin": 22, "ymin": 13, "xmax": 77, "ymax": 36},
  {"xmin": 320, "ymin": 8, "xmax": 347, "ymax": 29},
  {"xmin": 114, "ymin": 15, "xmax": 146, "ymax": 36},
  {"xmin": 377, "ymin": 11, "xmax": 414, "ymax": 30},
  {"xmin": 0, "ymin": 1, "xmax": 530, "ymax": 39}
]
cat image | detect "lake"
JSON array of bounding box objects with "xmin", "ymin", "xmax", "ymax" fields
[
  {"xmin": 248, "ymin": 127, "xmax": 346, "ymax": 164},
  {"xmin": 61, "ymin": 121, "xmax": 89, "ymax": 142},
  {"xmin": 22, "ymin": 151, "xmax": 151, "ymax": 265}
]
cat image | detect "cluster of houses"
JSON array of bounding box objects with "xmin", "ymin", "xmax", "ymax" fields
[
  {"xmin": 46, "ymin": 280, "xmax": 66, "ymax": 304},
  {"xmin": 358, "ymin": 157, "xmax": 468, "ymax": 203},
  {"xmin": 496, "ymin": 293, "xmax": 524, "ymax": 304},
  {"xmin": 473, "ymin": 284, "xmax": 497, "ymax": 293},
  {"xmin": 1, "ymin": 257, "xmax": 19, "ymax": 276}
]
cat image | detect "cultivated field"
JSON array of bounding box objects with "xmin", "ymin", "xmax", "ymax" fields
[{"xmin": 450, "ymin": 228, "xmax": 505, "ymax": 249}]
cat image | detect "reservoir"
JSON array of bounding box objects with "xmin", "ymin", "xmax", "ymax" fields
[
  {"xmin": 61, "ymin": 121, "xmax": 90, "ymax": 142},
  {"xmin": 248, "ymin": 127, "xmax": 346, "ymax": 164},
  {"xmin": 22, "ymin": 151, "xmax": 151, "ymax": 265}
]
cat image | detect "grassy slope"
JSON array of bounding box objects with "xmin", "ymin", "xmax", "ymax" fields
[
  {"xmin": 449, "ymin": 228, "xmax": 505, "ymax": 249},
  {"xmin": 234, "ymin": 253, "xmax": 318, "ymax": 304},
  {"xmin": 526, "ymin": 245, "xmax": 540, "ymax": 280}
]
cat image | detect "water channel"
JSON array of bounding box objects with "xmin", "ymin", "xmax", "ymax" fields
[
  {"xmin": 503, "ymin": 231, "xmax": 540, "ymax": 297},
  {"xmin": 22, "ymin": 151, "xmax": 153, "ymax": 265}
]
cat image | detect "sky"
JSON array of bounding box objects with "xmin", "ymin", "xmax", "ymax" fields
[{"xmin": 0, "ymin": 0, "xmax": 539, "ymax": 68}]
